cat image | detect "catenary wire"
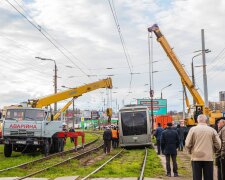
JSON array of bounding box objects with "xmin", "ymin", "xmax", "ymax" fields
[
  {"xmin": 107, "ymin": 0, "xmax": 133, "ymax": 95},
  {"xmin": 4, "ymin": 0, "xmax": 89, "ymax": 77}
]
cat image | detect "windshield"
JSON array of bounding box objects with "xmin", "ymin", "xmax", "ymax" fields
[
  {"xmin": 5, "ymin": 109, "xmax": 45, "ymax": 121},
  {"xmin": 121, "ymin": 111, "xmax": 147, "ymax": 136}
]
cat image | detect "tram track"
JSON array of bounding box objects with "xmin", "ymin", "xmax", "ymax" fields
[
  {"xmin": 15, "ymin": 143, "xmax": 104, "ymax": 180},
  {"xmin": 81, "ymin": 149, "xmax": 124, "ymax": 180},
  {"xmin": 0, "ymin": 133, "xmax": 100, "ymax": 174},
  {"xmin": 80, "ymin": 147, "xmax": 148, "ymax": 180},
  {"xmin": 138, "ymin": 147, "xmax": 148, "ymax": 180}
]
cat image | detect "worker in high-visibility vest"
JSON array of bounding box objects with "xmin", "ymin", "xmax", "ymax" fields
[{"xmin": 112, "ymin": 126, "xmax": 119, "ymax": 148}]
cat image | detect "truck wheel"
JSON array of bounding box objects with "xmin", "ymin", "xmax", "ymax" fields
[
  {"xmin": 59, "ymin": 138, "xmax": 64, "ymax": 152},
  {"xmin": 4, "ymin": 144, "xmax": 12, "ymax": 157},
  {"xmin": 53, "ymin": 138, "xmax": 60, "ymax": 153},
  {"xmin": 44, "ymin": 140, "xmax": 50, "ymax": 156}
]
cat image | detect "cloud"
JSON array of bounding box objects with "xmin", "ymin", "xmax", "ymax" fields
[{"xmin": 0, "ymin": 0, "xmax": 224, "ymax": 112}]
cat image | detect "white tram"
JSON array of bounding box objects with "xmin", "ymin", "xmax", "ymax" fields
[{"xmin": 118, "ymin": 105, "xmax": 152, "ymax": 147}]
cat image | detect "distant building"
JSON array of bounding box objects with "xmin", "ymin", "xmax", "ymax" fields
[
  {"xmin": 209, "ymin": 101, "xmax": 225, "ymax": 112},
  {"xmin": 219, "ymin": 91, "xmax": 225, "ymax": 101}
]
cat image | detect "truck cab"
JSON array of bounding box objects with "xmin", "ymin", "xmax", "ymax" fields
[{"xmin": 3, "ymin": 107, "xmax": 64, "ymax": 157}]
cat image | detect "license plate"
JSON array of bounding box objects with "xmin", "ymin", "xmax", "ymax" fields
[{"xmin": 16, "ymin": 141, "xmax": 26, "ymax": 144}]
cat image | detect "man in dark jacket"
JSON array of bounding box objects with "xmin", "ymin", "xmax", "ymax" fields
[
  {"xmin": 176, "ymin": 124, "xmax": 185, "ymax": 151},
  {"xmin": 69, "ymin": 127, "xmax": 75, "ymax": 143},
  {"xmin": 154, "ymin": 123, "xmax": 164, "ymax": 154},
  {"xmin": 103, "ymin": 127, "xmax": 112, "ymax": 154},
  {"xmin": 161, "ymin": 122, "xmax": 180, "ymax": 177}
]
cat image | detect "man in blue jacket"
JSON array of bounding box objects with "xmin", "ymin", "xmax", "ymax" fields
[
  {"xmin": 161, "ymin": 122, "xmax": 180, "ymax": 177},
  {"xmin": 154, "ymin": 123, "xmax": 164, "ymax": 155}
]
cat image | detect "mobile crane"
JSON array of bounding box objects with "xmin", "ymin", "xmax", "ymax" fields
[
  {"xmin": 148, "ymin": 24, "xmax": 221, "ymax": 126},
  {"xmin": 3, "ymin": 78, "xmax": 112, "ymax": 157}
]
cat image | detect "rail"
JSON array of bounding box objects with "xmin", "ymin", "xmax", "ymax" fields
[
  {"xmin": 0, "ymin": 133, "xmax": 99, "ymax": 173},
  {"xmin": 15, "ymin": 143, "xmax": 104, "ymax": 180},
  {"xmin": 138, "ymin": 147, "xmax": 148, "ymax": 180},
  {"xmin": 81, "ymin": 149, "xmax": 124, "ymax": 180}
]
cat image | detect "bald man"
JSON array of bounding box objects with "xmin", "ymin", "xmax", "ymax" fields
[
  {"xmin": 185, "ymin": 114, "xmax": 221, "ymax": 180},
  {"xmin": 218, "ymin": 119, "xmax": 225, "ymax": 180}
]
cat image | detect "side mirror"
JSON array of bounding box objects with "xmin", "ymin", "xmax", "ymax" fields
[{"xmin": 51, "ymin": 114, "xmax": 54, "ymax": 121}]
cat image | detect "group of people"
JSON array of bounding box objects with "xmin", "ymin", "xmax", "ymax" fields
[
  {"xmin": 103, "ymin": 126, "xmax": 119, "ymax": 154},
  {"xmin": 154, "ymin": 114, "xmax": 225, "ymax": 180}
]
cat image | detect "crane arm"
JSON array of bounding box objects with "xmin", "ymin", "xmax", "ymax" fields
[
  {"xmin": 148, "ymin": 24, "xmax": 204, "ymax": 105},
  {"xmin": 29, "ymin": 78, "xmax": 112, "ymax": 108},
  {"xmin": 53, "ymin": 99, "xmax": 74, "ymax": 120}
]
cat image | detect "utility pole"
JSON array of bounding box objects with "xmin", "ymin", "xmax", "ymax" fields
[
  {"xmin": 192, "ymin": 49, "xmax": 210, "ymax": 105},
  {"xmin": 182, "ymin": 86, "xmax": 185, "ymax": 119},
  {"xmin": 201, "ymin": 29, "xmax": 209, "ymax": 107},
  {"xmin": 54, "ymin": 63, "xmax": 57, "ymax": 114},
  {"xmin": 72, "ymin": 98, "xmax": 75, "ymax": 128}
]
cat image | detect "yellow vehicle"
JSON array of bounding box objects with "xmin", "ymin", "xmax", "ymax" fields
[
  {"xmin": 148, "ymin": 24, "xmax": 221, "ymax": 126},
  {"xmin": 3, "ymin": 78, "xmax": 112, "ymax": 157}
]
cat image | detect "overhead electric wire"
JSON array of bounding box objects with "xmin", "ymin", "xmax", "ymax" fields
[
  {"xmin": 2, "ymin": 0, "xmax": 111, "ymax": 110},
  {"xmin": 195, "ymin": 47, "xmax": 225, "ymax": 79},
  {"xmin": 107, "ymin": 0, "xmax": 133, "ymax": 94},
  {"xmin": 5, "ymin": 0, "xmax": 89, "ymax": 77}
]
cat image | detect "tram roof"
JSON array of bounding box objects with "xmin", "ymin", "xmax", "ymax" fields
[{"xmin": 119, "ymin": 105, "xmax": 149, "ymax": 112}]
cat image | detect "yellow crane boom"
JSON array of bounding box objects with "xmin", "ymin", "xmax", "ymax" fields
[
  {"xmin": 53, "ymin": 99, "xmax": 74, "ymax": 120},
  {"xmin": 28, "ymin": 78, "xmax": 113, "ymax": 108},
  {"xmin": 147, "ymin": 24, "xmax": 223, "ymax": 126},
  {"xmin": 148, "ymin": 24, "xmax": 204, "ymax": 106}
]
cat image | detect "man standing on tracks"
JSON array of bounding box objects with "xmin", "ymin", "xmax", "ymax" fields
[
  {"xmin": 154, "ymin": 123, "xmax": 164, "ymax": 155},
  {"xmin": 161, "ymin": 122, "xmax": 179, "ymax": 177},
  {"xmin": 217, "ymin": 119, "xmax": 225, "ymax": 180},
  {"xmin": 103, "ymin": 126, "xmax": 112, "ymax": 154},
  {"xmin": 185, "ymin": 114, "xmax": 221, "ymax": 180}
]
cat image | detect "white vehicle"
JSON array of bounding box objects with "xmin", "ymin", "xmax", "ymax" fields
[
  {"xmin": 3, "ymin": 108, "xmax": 64, "ymax": 157},
  {"xmin": 118, "ymin": 105, "xmax": 152, "ymax": 147}
]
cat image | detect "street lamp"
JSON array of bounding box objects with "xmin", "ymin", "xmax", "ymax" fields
[
  {"xmin": 35, "ymin": 56, "xmax": 58, "ymax": 113},
  {"xmin": 61, "ymin": 85, "xmax": 76, "ymax": 128},
  {"xmin": 191, "ymin": 49, "xmax": 211, "ymax": 104},
  {"xmin": 161, "ymin": 84, "xmax": 172, "ymax": 99}
]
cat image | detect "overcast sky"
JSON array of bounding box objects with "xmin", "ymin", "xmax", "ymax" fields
[{"xmin": 0, "ymin": 0, "xmax": 224, "ymax": 112}]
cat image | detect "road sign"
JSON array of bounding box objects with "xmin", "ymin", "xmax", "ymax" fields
[
  {"xmin": 81, "ymin": 117, "xmax": 84, "ymax": 121},
  {"xmin": 137, "ymin": 99, "xmax": 167, "ymax": 115}
]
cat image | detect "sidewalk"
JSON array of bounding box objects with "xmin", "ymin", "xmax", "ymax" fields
[
  {"xmin": 154, "ymin": 145, "xmax": 192, "ymax": 180},
  {"xmin": 154, "ymin": 145, "xmax": 218, "ymax": 180}
]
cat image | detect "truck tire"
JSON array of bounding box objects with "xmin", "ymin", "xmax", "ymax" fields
[
  {"xmin": 4, "ymin": 144, "xmax": 12, "ymax": 157},
  {"xmin": 44, "ymin": 140, "xmax": 50, "ymax": 156},
  {"xmin": 53, "ymin": 138, "xmax": 60, "ymax": 153},
  {"xmin": 59, "ymin": 138, "xmax": 64, "ymax": 152}
]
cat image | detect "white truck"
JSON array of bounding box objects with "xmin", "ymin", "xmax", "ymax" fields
[{"xmin": 3, "ymin": 108, "xmax": 64, "ymax": 157}]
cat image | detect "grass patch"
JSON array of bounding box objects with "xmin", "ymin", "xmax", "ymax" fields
[
  {"xmin": 145, "ymin": 149, "xmax": 165, "ymax": 178},
  {"xmin": 176, "ymin": 152, "xmax": 192, "ymax": 178},
  {"xmin": 33, "ymin": 149, "xmax": 121, "ymax": 179},
  {"xmin": 0, "ymin": 145, "xmax": 42, "ymax": 171},
  {"xmin": 0, "ymin": 132, "xmax": 98, "ymax": 174}
]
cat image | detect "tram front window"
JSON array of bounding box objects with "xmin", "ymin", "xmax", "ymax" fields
[{"xmin": 121, "ymin": 111, "xmax": 147, "ymax": 136}]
